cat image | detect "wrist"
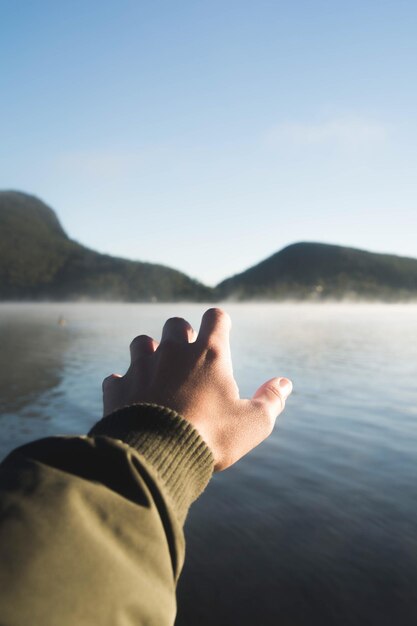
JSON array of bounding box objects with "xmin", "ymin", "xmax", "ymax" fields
[{"xmin": 88, "ymin": 403, "xmax": 214, "ymax": 524}]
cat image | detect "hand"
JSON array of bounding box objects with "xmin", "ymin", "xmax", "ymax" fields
[{"xmin": 103, "ymin": 308, "xmax": 292, "ymax": 471}]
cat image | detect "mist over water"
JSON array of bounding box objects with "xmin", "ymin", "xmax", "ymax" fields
[{"xmin": 1, "ymin": 303, "xmax": 416, "ymax": 625}]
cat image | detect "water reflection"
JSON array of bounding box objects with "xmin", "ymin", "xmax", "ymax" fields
[
  {"xmin": 175, "ymin": 304, "xmax": 417, "ymax": 626},
  {"xmin": 0, "ymin": 307, "xmax": 72, "ymax": 458},
  {"xmin": 0, "ymin": 316, "xmax": 69, "ymax": 413},
  {"xmin": 0, "ymin": 303, "xmax": 417, "ymax": 624}
]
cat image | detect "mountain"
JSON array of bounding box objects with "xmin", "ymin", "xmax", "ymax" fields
[
  {"xmin": 216, "ymin": 242, "xmax": 417, "ymax": 301},
  {"xmin": 0, "ymin": 191, "xmax": 212, "ymax": 301},
  {"xmin": 2, "ymin": 192, "xmax": 417, "ymax": 302}
]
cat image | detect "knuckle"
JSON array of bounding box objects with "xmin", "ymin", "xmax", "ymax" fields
[
  {"xmin": 165, "ymin": 316, "xmax": 179, "ymax": 325},
  {"xmin": 166, "ymin": 316, "xmax": 189, "ymax": 328},
  {"xmin": 265, "ymin": 383, "xmax": 280, "ymax": 397},
  {"xmin": 130, "ymin": 334, "xmax": 151, "ymax": 350},
  {"xmin": 102, "ymin": 374, "xmax": 120, "ymax": 391},
  {"xmin": 162, "ymin": 317, "xmax": 193, "ymax": 340},
  {"xmin": 205, "ymin": 307, "xmax": 227, "ymax": 322},
  {"xmin": 264, "ymin": 384, "xmax": 284, "ymax": 405}
]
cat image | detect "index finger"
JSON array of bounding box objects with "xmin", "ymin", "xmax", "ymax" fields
[{"xmin": 196, "ymin": 308, "xmax": 231, "ymax": 350}]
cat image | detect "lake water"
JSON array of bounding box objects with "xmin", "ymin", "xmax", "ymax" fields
[{"xmin": 1, "ymin": 303, "xmax": 416, "ymax": 625}]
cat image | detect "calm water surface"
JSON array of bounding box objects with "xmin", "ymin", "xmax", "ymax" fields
[{"xmin": 1, "ymin": 303, "xmax": 416, "ymax": 625}]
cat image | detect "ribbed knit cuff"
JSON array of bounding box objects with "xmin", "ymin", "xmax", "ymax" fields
[{"xmin": 88, "ymin": 404, "xmax": 214, "ymax": 524}]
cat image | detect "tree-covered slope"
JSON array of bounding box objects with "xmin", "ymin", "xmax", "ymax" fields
[
  {"xmin": 2, "ymin": 192, "xmax": 416, "ymax": 302},
  {"xmin": 0, "ymin": 191, "xmax": 212, "ymax": 301},
  {"xmin": 217, "ymin": 242, "xmax": 417, "ymax": 300}
]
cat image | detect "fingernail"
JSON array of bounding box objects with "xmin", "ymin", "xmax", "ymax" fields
[{"xmin": 278, "ymin": 378, "xmax": 293, "ymax": 398}]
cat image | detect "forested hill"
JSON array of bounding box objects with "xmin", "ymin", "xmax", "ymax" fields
[
  {"xmin": 2, "ymin": 191, "xmax": 417, "ymax": 302},
  {"xmin": 216, "ymin": 242, "xmax": 417, "ymax": 301},
  {"xmin": 0, "ymin": 191, "xmax": 212, "ymax": 301}
]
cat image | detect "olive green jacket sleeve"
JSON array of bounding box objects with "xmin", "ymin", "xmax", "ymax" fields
[{"xmin": 0, "ymin": 404, "xmax": 214, "ymax": 626}]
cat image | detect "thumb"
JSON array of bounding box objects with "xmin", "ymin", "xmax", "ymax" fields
[{"xmin": 252, "ymin": 377, "xmax": 293, "ymax": 417}]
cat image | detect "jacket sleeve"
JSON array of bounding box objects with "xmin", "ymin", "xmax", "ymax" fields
[{"xmin": 0, "ymin": 403, "xmax": 214, "ymax": 626}]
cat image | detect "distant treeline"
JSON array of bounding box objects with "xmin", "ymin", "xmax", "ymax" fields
[
  {"xmin": 0, "ymin": 191, "xmax": 211, "ymax": 302},
  {"xmin": 1, "ymin": 190, "xmax": 417, "ymax": 302}
]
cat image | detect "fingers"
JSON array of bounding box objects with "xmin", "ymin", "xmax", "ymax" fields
[
  {"xmin": 130, "ymin": 335, "xmax": 159, "ymax": 362},
  {"xmin": 160, "ymin": 317, "xmax": 197, "ymax": 343},
  {"xmin": 102, "ymin": 373, "xmax": 123, "ymax": 391},
  {"xmin": 197, "ymin": 308, "xmax": 231, "ymax": 350},
  {"xmin": 252, "ymin": 377, "xmax": 293, "ymax": 420}
]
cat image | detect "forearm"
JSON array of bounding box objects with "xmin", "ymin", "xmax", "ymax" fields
[{"xmin": 0, "ymin": 404, "xmax": 213, "ymax": 626}]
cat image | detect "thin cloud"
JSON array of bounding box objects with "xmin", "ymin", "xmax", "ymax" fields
[{"xmin": 265, "ymin": 116, "xmax": 388, "ymax": 148}]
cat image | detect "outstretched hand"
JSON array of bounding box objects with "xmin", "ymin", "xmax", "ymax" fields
[{"xmin": 103, "ymin": 308, "xmax": 292, "ymax": 471}]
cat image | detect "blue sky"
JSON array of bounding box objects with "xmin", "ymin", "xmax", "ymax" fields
[{"xmin": 1, "ymin": 0, "xmax": 417, "ymax": 285}]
